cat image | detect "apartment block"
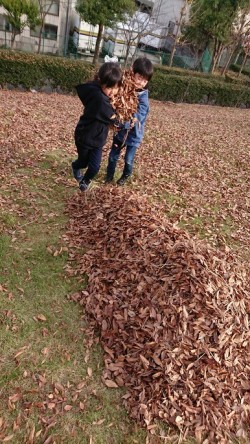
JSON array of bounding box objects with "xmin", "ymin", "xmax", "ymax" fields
[{"xmin": 0, "ymin": 0, "xmax": 71, "ymax": 55}]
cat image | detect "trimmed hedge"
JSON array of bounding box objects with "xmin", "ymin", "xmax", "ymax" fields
[
  {"xmin": 154, "ymin": 64, "xmax": 250, "ymax": 87},
  {"xmin": 225, "ymin": 72, "xmax": 250, "ymax": 87},
  {"xmin": 153, "ymin": 64, "xmax": 214, "ymax": 79},
  {"xmin": 149, "ymin": 71, "xmax": 250, "ymax": 107},
  {"xmin": 0, "ymin": 50, "xmax": 95, "ymax": 90},
  {"xmin": 0, "ymin": 50, "xmax": 249, "ymax": 107}
]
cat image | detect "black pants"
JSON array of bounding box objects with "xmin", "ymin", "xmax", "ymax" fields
[{"xmin": 73, "ymin": 136, "xmax": 103, "ymax": 182}]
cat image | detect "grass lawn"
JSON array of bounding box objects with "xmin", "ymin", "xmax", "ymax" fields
[{"xmin": 0, "ymin": 90, "xmax": 249, "ymax": 443}]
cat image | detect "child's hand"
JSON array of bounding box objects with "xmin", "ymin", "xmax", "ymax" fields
[
  {"xmin": 114, "ymin": 139, "xmax": 126, "ymax": 149},
  {"xmin": 110, "ymin": 115, "xmax": 120, "ymax": 128},
  {"xmin": 130, "ymin": 117, "xmax": 138, "ymax": 128},
  {"xmin": 113, "ymin": 134, "xmax": 127, "ymax": 149}
]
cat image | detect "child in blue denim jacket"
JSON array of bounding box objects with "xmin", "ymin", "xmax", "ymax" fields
[{"xmin": 105, "ymin": 57, "xmax": 154, "ymax": 186}]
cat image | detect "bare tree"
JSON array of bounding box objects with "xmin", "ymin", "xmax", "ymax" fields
[
  {"xmin": 221, "ymin": 6, "xmax": 250, "ymax": 76},
  {"xmin": 238, "ymin": 32, "xmax": 250, "ymax": 75},
  {"xmin": 211, "ymin": 40, "xmax": 226, "ymax": 73},
  {"xmin": 184, "ymin": 0, "xmax": 245, "ymax": 75},
  {"xmin": 36, "ymin": 0, "xmax": 57, "ymax": 53},
  {"xmin": 116, "ymin": 8, "xmax": 161, "ymax": 66},
  {"xmin": 169, "ymin": 0, "xmax": 192, "ymax": 68}
]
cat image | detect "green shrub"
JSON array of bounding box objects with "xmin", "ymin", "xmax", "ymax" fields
[
  {"xmin": 225, "ymin": 72, "xmax": 250, "ymax": 87},
  {"xmin": 149, "ymin": 73, "xmax": 215, "ymax": 103},
  {"xmin": 0, "ymin": 50, "xmax": 95, "ymax": 91},
  {"xmin": 230, "ymin": 64, "xmax": 250, "ymax": 77},
  {"xmin": 154, "ymin": 65, "xmax": 250, "ymax": 87},
  {"xmin": 149, "ymin": 71, "xmax": 250, "ymax": 107},
  {"xmin": 153, "ymin": 65, "xmax": 216, "ymax": 80},
  {"xmin": 0, "ymin": 49, "xmax": 249, "ymax": 107}
]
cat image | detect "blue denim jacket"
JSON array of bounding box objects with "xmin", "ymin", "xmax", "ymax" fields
[{"xmin": 115, "ymin": 89, "xmax": 149, "ymax": 147}]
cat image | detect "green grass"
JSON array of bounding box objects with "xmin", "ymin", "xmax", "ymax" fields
[{"xmin": 0, "ymin": 212, "xmax": 18, "ymax": 228}]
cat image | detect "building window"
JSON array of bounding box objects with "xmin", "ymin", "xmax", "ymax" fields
[
  {"xmin": 47, "ymin": 0, "xmax": 59, "ymax": 16},
  {"xmin": 36, "ymin": 0, "xmax": 59, "ymax": 15},
  {"xmin": 0, "ymin": 14, "xmax": 12, "ymax": 31},
  {"xmin": 44, "ymin": 24, "xmax": 57, "ymax": 40},
  {"xmin": 168, "ymin": 20, "xmax": 175, "ymax": 35},
  {"xmin": 30, "ymin": 24, "xmax": 58, "ymax": 40}
]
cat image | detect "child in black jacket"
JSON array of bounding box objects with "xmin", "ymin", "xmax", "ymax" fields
[{"xmin": 72, "ymin": 62, "xmax": 122, "ymax": 191}]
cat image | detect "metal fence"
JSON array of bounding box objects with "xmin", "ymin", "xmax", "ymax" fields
[{"xmin": 133, "ymin": 47, "xmax": 212, "ymax": 72}]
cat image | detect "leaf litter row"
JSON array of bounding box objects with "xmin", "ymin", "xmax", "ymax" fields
[{"xmin": 67, "ymin": 187, "xmax": 250, "ymax": 443}]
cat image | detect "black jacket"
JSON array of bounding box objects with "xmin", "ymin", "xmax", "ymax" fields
[{"xmin": 75, "ymin": 81, "xmax": 116, "ymax": 149}]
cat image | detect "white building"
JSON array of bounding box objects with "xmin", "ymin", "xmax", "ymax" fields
[
  {"xmin": 153, "ymin": 0, "xmax": 190, "ymax": 33},
  {"xmin": 0, "ymin": 0, "xmax": 71, "ymax": 55},
  {"xmin": 71, "ymin": 9, "xmax": 99, "ymax": 61}
]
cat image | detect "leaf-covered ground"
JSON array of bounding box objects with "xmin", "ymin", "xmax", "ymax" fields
[
  {"xmin": 0, "ymin": 90, "xmax": 249, "ymax": 443},
  {"xmin": 1, "ymin": 90, "xmax": 249, "ymax": 261},
  {"xmin": 139, "ymin": 101, "xmax": 250, "ymax": 261}
]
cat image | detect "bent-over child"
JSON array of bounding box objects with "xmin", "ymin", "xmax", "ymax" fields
[
  {"xmin": 105, "ymin": 57, "xmax": 153, "ymax": 186},
  {"xmin": 72, "ymin": 62, "xmax": 122, "ymax": 191}
]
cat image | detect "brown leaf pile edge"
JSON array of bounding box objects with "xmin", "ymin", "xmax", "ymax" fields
[{"xmin": 66, "ymin": 187, "xmax": 250, "ymax": 444}]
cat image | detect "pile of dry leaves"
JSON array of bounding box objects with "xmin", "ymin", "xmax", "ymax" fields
[
  {"xmin": 66, "ymin": 187, "xmax": 250, "ymax": 443},
  {"xmin": 111, "ymin": 69, "xmax": 138, "ymax": 123}
]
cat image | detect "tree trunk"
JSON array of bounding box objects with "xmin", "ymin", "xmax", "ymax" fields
[
  {"xmin": 211, "ymin": 40, "xmax": 219, "ymax": 73},
  {"xmin": 221, "ymin": 44, "xmax": 237, "ymax": 76},
  {"xmin": 221, "ymin": 19, "xmax": 245, "ymax": 76},
  {"xmin": 37, "ymin": 24, "xmax": 44, "ymax": 54},
  {"xmin": 37, "ymin": 14, "xmax": 46, "ymax": 54},
  {"xmin": 233, "ymin": 50, "xmax": 241, "ymax": 65},
  {"xmin": 169, "ymin": 35, "xmax": 178, "ymax": 68},
  {"xmin": 11, "ymin": 34, "xmax": 15, "ymax": 49},
  {"xmin": 238, "ymin": 52, "xmax": 248, "ymax": 76},
  {"xmin": 124, "ymin": 40, "xmax": 131, "ymax": 67},
  {"xmin": 211, "ymin": 40, "xmax": 224, "ymax": 74},
  {"xmin": 93, "ymin": 23, "xmax": 104, "ymax": 65},
  {"xmin": 123, "ymin": 26, "xmax": 134, "ymax": 67},
  {"xmin": 11, "ymin": 30, "xmax": 18, "ymax": 48},
  {"xmin": 169, "ymin": 13, "xmax": 181, "ymax": 67},
  {"xmin": 169, "ymin": 1, "xmax": 187, "ymax": 68}
]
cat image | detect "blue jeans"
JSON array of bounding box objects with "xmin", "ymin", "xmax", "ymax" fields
[{"xmin": 107, "ymin": 143, "xmax": 138, "ymax": 178}]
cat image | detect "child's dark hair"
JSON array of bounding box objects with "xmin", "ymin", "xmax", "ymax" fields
[
  {"xmin": 95, "ymin": 62, "xmax": 122, "ymax": 87},
  {"xmin": 132, "ymin": 57, "xmax": 154, "ymax": 81}
]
